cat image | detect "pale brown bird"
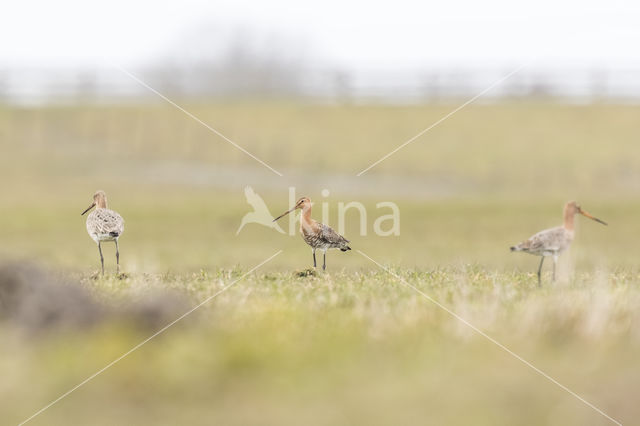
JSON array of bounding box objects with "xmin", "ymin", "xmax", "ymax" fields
[
  {"xmin": 273, "ymin": 197, "xmax": 351, "ymax": 270},
  {"xmin": 81, "ymin": 190, "xmax": 124, "ymax": 275},
  {"xmin": 510, "ymin": 201, "xmax": 607, "ymax": 285}
]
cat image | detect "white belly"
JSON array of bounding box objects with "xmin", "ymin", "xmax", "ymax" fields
[{"xmin": 90, "ymin": 233, "xmax": 118, "ymax": 243}]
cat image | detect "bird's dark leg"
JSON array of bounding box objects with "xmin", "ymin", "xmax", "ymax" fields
[
  {"xmin": 98, "ymin": 242, "xmax": 104, "ymax": 276},
  {"xmin": 537, "ymin": 256, "xmax": 544, "ymax": 286},
  {"xmin": 115, "ymin": 239, "xmax": 120, "ymax": 274},
  {"xmin": 312, "ymin": 249, "xmax": 317, "ymax": 268},
  {"xmin": 323, "ymin": 250, "xmax": 326, "ymax": 271}
]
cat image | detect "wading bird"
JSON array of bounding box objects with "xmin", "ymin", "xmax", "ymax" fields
[
  {"xmin": 273, "ymin": 197, "xmax": 351, "ymax": 270},
  {"xmin": 510, "ymin": 201, "xmax": 607, "ymax": 285},
  {"xmin": 81, "ymin": 190, "xmax": 125, "ymax": 275}
]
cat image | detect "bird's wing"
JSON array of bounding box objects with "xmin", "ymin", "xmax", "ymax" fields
[
  {"xmin": 523, "ymin": 227, "xmax": 564, "ymax": 252},
  {"xmin": 319, "ymin": 223, "xmax": 349, "ymax": 246},
  {"xmin": 91, "ymin": 209, "xmax": 124, "ymax": 235}
]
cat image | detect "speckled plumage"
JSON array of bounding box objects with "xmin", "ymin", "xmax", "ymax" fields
[
  {"xmin": 510, "ymin": 201, "xmax": 607, "ymax": 285},
  {"xmin": 82, "ymin": 190, "xmax": 124, "ymax": 275},
  {"xmin": 86, "ymin": 208, "xmax": 124, "ymax": 243},
  {"xmin": 511, "ymin": 226, "xmax": 573, "ymax": 257},
  {"xmin": 274, "ymin": 197, "xmax": 351, "ymax": 270},
  {"xmin": 301, "ymin": 221, "xmax": 350, "ymax": 251}
]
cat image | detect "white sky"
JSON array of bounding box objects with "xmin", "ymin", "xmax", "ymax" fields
[{"xmin": 2, "ymin": 0, "xmax": 640, "ymax": 70}]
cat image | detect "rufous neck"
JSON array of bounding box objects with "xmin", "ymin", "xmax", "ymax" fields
[
  {"xmin": 301, "ymin": 205, "xmax": 312, "ymax": 222},
  {"xmin": 563, "ymin": 207, "xmax": 575, "ymax": 230}
]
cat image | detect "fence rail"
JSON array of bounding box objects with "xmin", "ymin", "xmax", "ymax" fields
[{"xmin": 1, "ymin": 66, "xmax": 639, "ymax": 104}]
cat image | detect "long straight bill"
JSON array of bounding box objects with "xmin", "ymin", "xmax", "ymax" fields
[
  {"xmin": 580, "ymin": 210, "xmax": 608, "ymax": 225},
  {"xmin": 81, "ymin": 202, "xmax": 96, "ymax": 216},
  {"xmin": 273, "ymin": 207, "xmax": 295, "ymax": 222}
]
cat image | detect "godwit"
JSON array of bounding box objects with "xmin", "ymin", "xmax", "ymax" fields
[
  {"xmin": 273, "ymin": 197, "xmax": 351, "ymax": 270},
  {"xmin": 81, "ymin": 190, "xmax": 125, "ymax": 275},
  {"xmin": 510, "ymin": 201, "xmax": 607, "ymax": 285}
]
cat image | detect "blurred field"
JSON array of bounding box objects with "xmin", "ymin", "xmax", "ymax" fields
[
  {"xmin": 1, "ymin": 101, "xmax": 639, "ymax": 425},
  {"xmin": 2, "ymin": 269, "xmax": 639, "ymax": 425},
  {"xmin": 2, "ymin": 102, "xmax": 640, "ymax": 196},
  {"xmin": 1, "ymin": 101, "xmax": 639, "ymax": 271}
]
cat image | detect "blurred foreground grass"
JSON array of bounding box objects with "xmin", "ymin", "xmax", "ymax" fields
[{"xmin": 3, "ymin": 269, "xmax": 639, "ymax": 425}]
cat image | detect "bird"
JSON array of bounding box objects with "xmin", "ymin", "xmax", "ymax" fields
[
  {"xmin": 273, "ymin": 197, "xmax": 351, "ymax": 270},
  {"xmin": 236, "ymin": 186, "xmax": 285, "ymax": 235},
  {"xmin": 81, "ymin": 190, "xmax": 125, "ymax": 275},
  {"xmin": 510, "ymin": 201, "xmax": 607, "ymax": 285}
]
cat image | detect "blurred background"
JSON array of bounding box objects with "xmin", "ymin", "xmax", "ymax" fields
[
  {"xmin": 1, "ymin": 0, "xmax": 639, "ymax": 272},
  {"xmin": 1, "ymin": 1, "xmax": 640, "ymax": 425}
]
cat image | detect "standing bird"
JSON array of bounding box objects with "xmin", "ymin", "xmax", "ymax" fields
[
  {"xmin": 510, "ymin": 201, "xmax": 607, "ymax": 285},
  {"xmin": 273, "ymin": 197, "xmax": 351, "ymax": 270},
  {"xmin": 81, "ymin": 190, "xmax": 125, "ymax": 275}
]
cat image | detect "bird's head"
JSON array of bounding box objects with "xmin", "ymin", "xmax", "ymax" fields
[
  {"xmin": 82, "ymin": 190, "xmax": 107, "ymax": 215},
  {"xmin": 565, "ymin": 201, "xmax": 607, "ymax": 225},
  {"xmin": 273, "ymin": 197, "xmax": 311, "ymax": 222}
]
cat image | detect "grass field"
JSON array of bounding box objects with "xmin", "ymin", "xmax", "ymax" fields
[
  {"xmin": 3, "ymin": 269, "xmax": 639, "ymax": 425},
  {"xmin": 1, "ymin": 101, "xmax": 639, "ymax": 425}
]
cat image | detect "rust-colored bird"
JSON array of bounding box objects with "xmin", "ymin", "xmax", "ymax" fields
[
  {"xmin": 273, "ymin": 197, "xmax": 351, "ymax": 270},
  {"xmin": 81, "ymin": 190, "xmax": 124, "ymax": 275},
  {"xmin": 510, "ymin": 201, "xmax": 607, "ymax": 285}
]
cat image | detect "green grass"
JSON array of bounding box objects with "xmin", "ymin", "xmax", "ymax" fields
[
  {"xmin": 0, "ymin": 192, "xmax": 632, "ymax": 275},
  {"xmin": 3, "ymin": 269, "xmax": 639, "ymax": 425},
  {"xmin": 1, "ymin": 101, "xmax": 639, "ymax": 425},
  {"xmin": 0, "ymin": 101, "xmax": 637, "ymax": 271}
]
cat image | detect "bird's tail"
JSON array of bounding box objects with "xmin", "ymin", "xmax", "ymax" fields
[
  {"xmin": 341, "ymin": 246, "xmax": 352, "ymax": 252},
  {"xmin": 510, "ymin": 245, "xmax": 521, "ymax": 252}
]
